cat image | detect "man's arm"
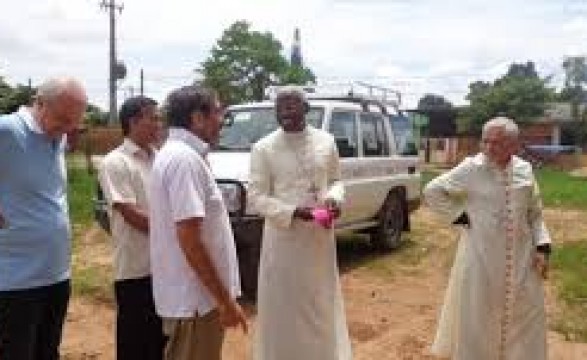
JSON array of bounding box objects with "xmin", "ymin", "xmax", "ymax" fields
[
  {"xmin": 98, "ymin": 155, "xmax": 145, "ymax": 232},
  {"xmin": 527, "ymin": 171, "xmax": 552, "ymax": 279},
  {"xmin": 423, "ymin": 157, "xmax": 472, "ymax": 224},
  {"xmin": 528, "ymin": 174, "xmax": 551, "ymax": 247},
  {"xmin": 249, "ymin": 143, "xmax": 298, "ymax": 227},
  {"xmin": 112, "ymin": 203, "xmax": 148, "ymax": 234},
  {"xmin": 176, "ymin": 217, "xmax": 247, "ymax": 331}
]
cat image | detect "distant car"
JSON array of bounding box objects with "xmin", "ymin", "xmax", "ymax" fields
[
  {"xmin": 519, "ymin": 144, "xmax": 580, "ymax": 168},
  {"xmin": 93, "ymin": 85, "xmax": 422, "ymax": 299},
  {"xmin": 525, "ymin": 144, "xmax": 578, "ymax": 155}
]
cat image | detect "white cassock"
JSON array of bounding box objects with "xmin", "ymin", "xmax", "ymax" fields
[
  {"xmin": 249, "ymin": 126, "xmax": 352, "ymax": 360},
  {"xmin": 424, "ymin": 153, "xmax": 551, "ymax": 360}
]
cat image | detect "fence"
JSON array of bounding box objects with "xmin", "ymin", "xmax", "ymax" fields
[{"xmin": 77, "ymin": 126, "xmax": 123, "ymax": 173}]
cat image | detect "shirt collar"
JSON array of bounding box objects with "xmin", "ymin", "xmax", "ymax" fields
[
  {"xmin": 475, "ymin": 152, "xmax": 513, "ymax": 175},
  {"xmin": 17, "ymin": 106, "xmax": 43, "ymax": 134},
  {"xmin": 168, "ymin": 128, "xmax": 209, "ymax": 156},
  {"xmin": 121, "ymin": 138, "xmax": 155, "ymax": 160}
]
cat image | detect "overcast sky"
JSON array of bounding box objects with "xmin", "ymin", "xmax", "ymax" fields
[{"xmin": 1, "ymin": 0, "xmax": 586, "ymax": 109}]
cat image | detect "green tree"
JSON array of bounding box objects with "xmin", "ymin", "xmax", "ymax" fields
[
  {"xmin": 417, "ymin": 93, "xmax": 453, "ymax": 111},
  {"xmin": 85, "ymin": 104, "xmax": 108, "ymax": 126},
  {"xmin": 0, "ymin": 79, "xmax": 35, "ymax": 114},
  {"xmin": 199, "ymin": 21, "xmax": 315, "ymax": 105},
  {"xmin": 463, "ymin": 61, "xmax": 554, "ymax": 133},
  {"xmin": 561, "ymin": 56, "xmax": 587, "ymax": 145}
]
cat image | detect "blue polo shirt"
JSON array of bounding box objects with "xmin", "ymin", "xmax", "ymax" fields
[{"xmin": 0, "ymin": 108, "xmax": 70, "ymax": 291}]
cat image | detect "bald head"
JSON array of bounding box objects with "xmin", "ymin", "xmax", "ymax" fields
[
  {"xmin": 275, "ymin": 85, "xmax": 308, "ymax": 132},
  {"xmin": 33, "ymin": 77, "xmax": 87, "ymax": 139}
]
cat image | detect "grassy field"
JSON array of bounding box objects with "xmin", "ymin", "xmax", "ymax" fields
[
  {"xmin": 551, "ymin": 241, "xmax": 587, "ymax": 342},
  {"xmin": 67, "ymin": 161, "xmax": 587, "ymax": 342},
  {"xmin": 67, "ymin": 157, "xmax": 113, "ymax": 300},
  {"xmin": 535, "ymin": 168, "xmax": 587, "ymax": 210}
]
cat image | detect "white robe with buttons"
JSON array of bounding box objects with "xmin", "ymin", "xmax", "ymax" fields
[
  {"xmin": 425, "ymin": 153, "xmax": 551, "ymax": 360},
  {"xmin": 249, "ymin": 126, "xmax": 352, "ymax": 360}
]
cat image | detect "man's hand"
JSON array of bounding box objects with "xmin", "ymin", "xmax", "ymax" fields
[
  {"xmin": 218, "ymin": 299, "xmax": 248, "ymax": 333},
  {"xmin": 293, "ymin": 207, "xmax": 314, "ymax": 221},
  {"xmin": 324, "ymin": 199, "xmax": 341, "ymax": 219},
  {"xmin": 533, "ymin": 252, "xmax": 549, "ymax": 280}
]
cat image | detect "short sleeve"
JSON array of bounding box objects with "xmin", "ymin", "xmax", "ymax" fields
[
  {"xmin": 165, "ymin": 155, "xmax": 207, "ymax": 222},
  {"xmin": 98, "ymin": 154, "xmax": 137, "ymax": 206}
]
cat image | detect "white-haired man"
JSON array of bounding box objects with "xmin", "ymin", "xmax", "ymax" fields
[
  {"xmin": 425, "ymin": 117, "xmax": 551, "ymax": 360},
  {"xmin": 0, "ymin": 78, "xmax": 87, "ymax": 360},
  {"xmin": 249, "ymin": 86, "xmax": 352, "ymax": 360}
]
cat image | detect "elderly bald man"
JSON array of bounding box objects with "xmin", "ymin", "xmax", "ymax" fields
[
  {"xmin": 0, "ymin": 77, "xmax": 87, "ymax": 360},
  {"xmin": 425, "ymin": 117, "xmax": 552, "ymax": 360}
]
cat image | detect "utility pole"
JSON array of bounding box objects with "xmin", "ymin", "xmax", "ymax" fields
[
  {"xmin": 140, "ymin": 68, "xmax": 144, "ymax": 96},
  {"xmin": 100, "ymin": 0, "xmax": 124, "ymax": 125}
]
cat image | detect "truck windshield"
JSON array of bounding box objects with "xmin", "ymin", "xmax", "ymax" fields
[{"xmin": 217, "ymin": 107, "xmax": 324, "ymax": 151}]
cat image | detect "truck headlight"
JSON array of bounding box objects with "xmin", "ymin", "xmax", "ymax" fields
[{"xmin": 216, "ymin": 179, "xmax": 246, "ymax": 217}]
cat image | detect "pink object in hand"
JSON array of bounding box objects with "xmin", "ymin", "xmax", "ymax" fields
[{"xmin": 312, "ymin": 207, "xmax": 334, "ymax": 229}]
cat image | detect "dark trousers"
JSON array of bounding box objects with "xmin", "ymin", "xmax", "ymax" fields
[
  {"xmin": 0, "ymin": 279, "xmax": 71, "ymax": 360},
  {"xmin": 115, "ymin": 276, "xmax": 165, "ymax": 360}
]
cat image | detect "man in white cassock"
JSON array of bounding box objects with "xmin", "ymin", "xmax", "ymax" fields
[
  {"xmin": 425, "ymin": 117, "xmax": 552, "ymax": 360},
  {"xmin": 249, "ymin": 86, "xmax": 352, "ymax": 360}
]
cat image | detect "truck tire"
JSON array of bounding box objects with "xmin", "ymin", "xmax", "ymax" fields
[
  {"xmin": 237, "ymin": 241, "xmax": 261, "ymax": 301},
  {"xmin": 370, "ymin": 191, "xmax": 405, "ymax": 251},
  {"xmin": 233, "ymin": 218, "xmax": 264, "ymax": 302}
]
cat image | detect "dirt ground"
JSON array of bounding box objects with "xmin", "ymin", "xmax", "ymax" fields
[{"xmin": 61, "ymin": 208, "xmax": 587, "ymax": 359}]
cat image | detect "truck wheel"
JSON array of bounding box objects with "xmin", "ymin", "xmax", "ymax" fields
[{"xmin": 371, "ymin": 191, "xmax": 404, "ymax": 251}]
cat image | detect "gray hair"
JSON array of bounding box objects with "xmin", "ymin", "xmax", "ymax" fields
[
  {"xmin": 482, "ymin": 116, "xmax": 519, "ymax": 139},
  {"xmin": 275, "ymin": 85, "xmax": 307, "ymax": 104},
  {"xmin": 36, "ymin": 77, "xmax": 85, "ymax": 104}
]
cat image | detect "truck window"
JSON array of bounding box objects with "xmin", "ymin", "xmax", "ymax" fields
[
  {"xmin": 329, "ymin": 111, "xmax": 358, "ymax": 158},
  {"xmin": 389, "ymin": 114, "xmax": 418, "ymax": 156},
  {"xmin": 360, "ymin": 113, "xmax": 389, "ymax": 157}
]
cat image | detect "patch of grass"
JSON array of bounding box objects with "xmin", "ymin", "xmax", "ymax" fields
[
  {"xmin": 66, "ymin": 155, "xmax": 112, "ymax": 301},
  {"xmin": 535, "ymin": 168, "xmax": 587, "ymax": 210},
  {"xmin": 72, "ymin": 264, "xmax": 113, "ymax": 302},
  {"xmin": 421, "ymin": 170, "xmax": 440, "ymax": 187},
  {"xmin": 336, "ymin": 223, "xmax": 436, "ymax": 279},
  {"xmin": 550, "ymin": 241, "xmax": 587, "ymax": 342},
  {"xmin": 67, "ymin": 158, "xmax": 96, "ymax": 227}
]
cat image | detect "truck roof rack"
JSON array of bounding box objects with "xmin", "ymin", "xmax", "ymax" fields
[{"xmin": 265, "ymin": 81, "xmax": 402, "ymax": 115}]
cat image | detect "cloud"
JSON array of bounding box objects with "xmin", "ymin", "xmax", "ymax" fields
[{"xmin": 0, "ymin": 0, "xmax": 580, "ymax": 109}]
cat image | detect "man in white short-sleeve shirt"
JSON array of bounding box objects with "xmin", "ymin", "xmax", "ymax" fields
[
  {"xmin": 98, "ymin": 96, "xmax": 165, "ymax": 360},
  {"xmin": 149, "ymin": 86, "xmax": 246, "ymax": 360}
]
